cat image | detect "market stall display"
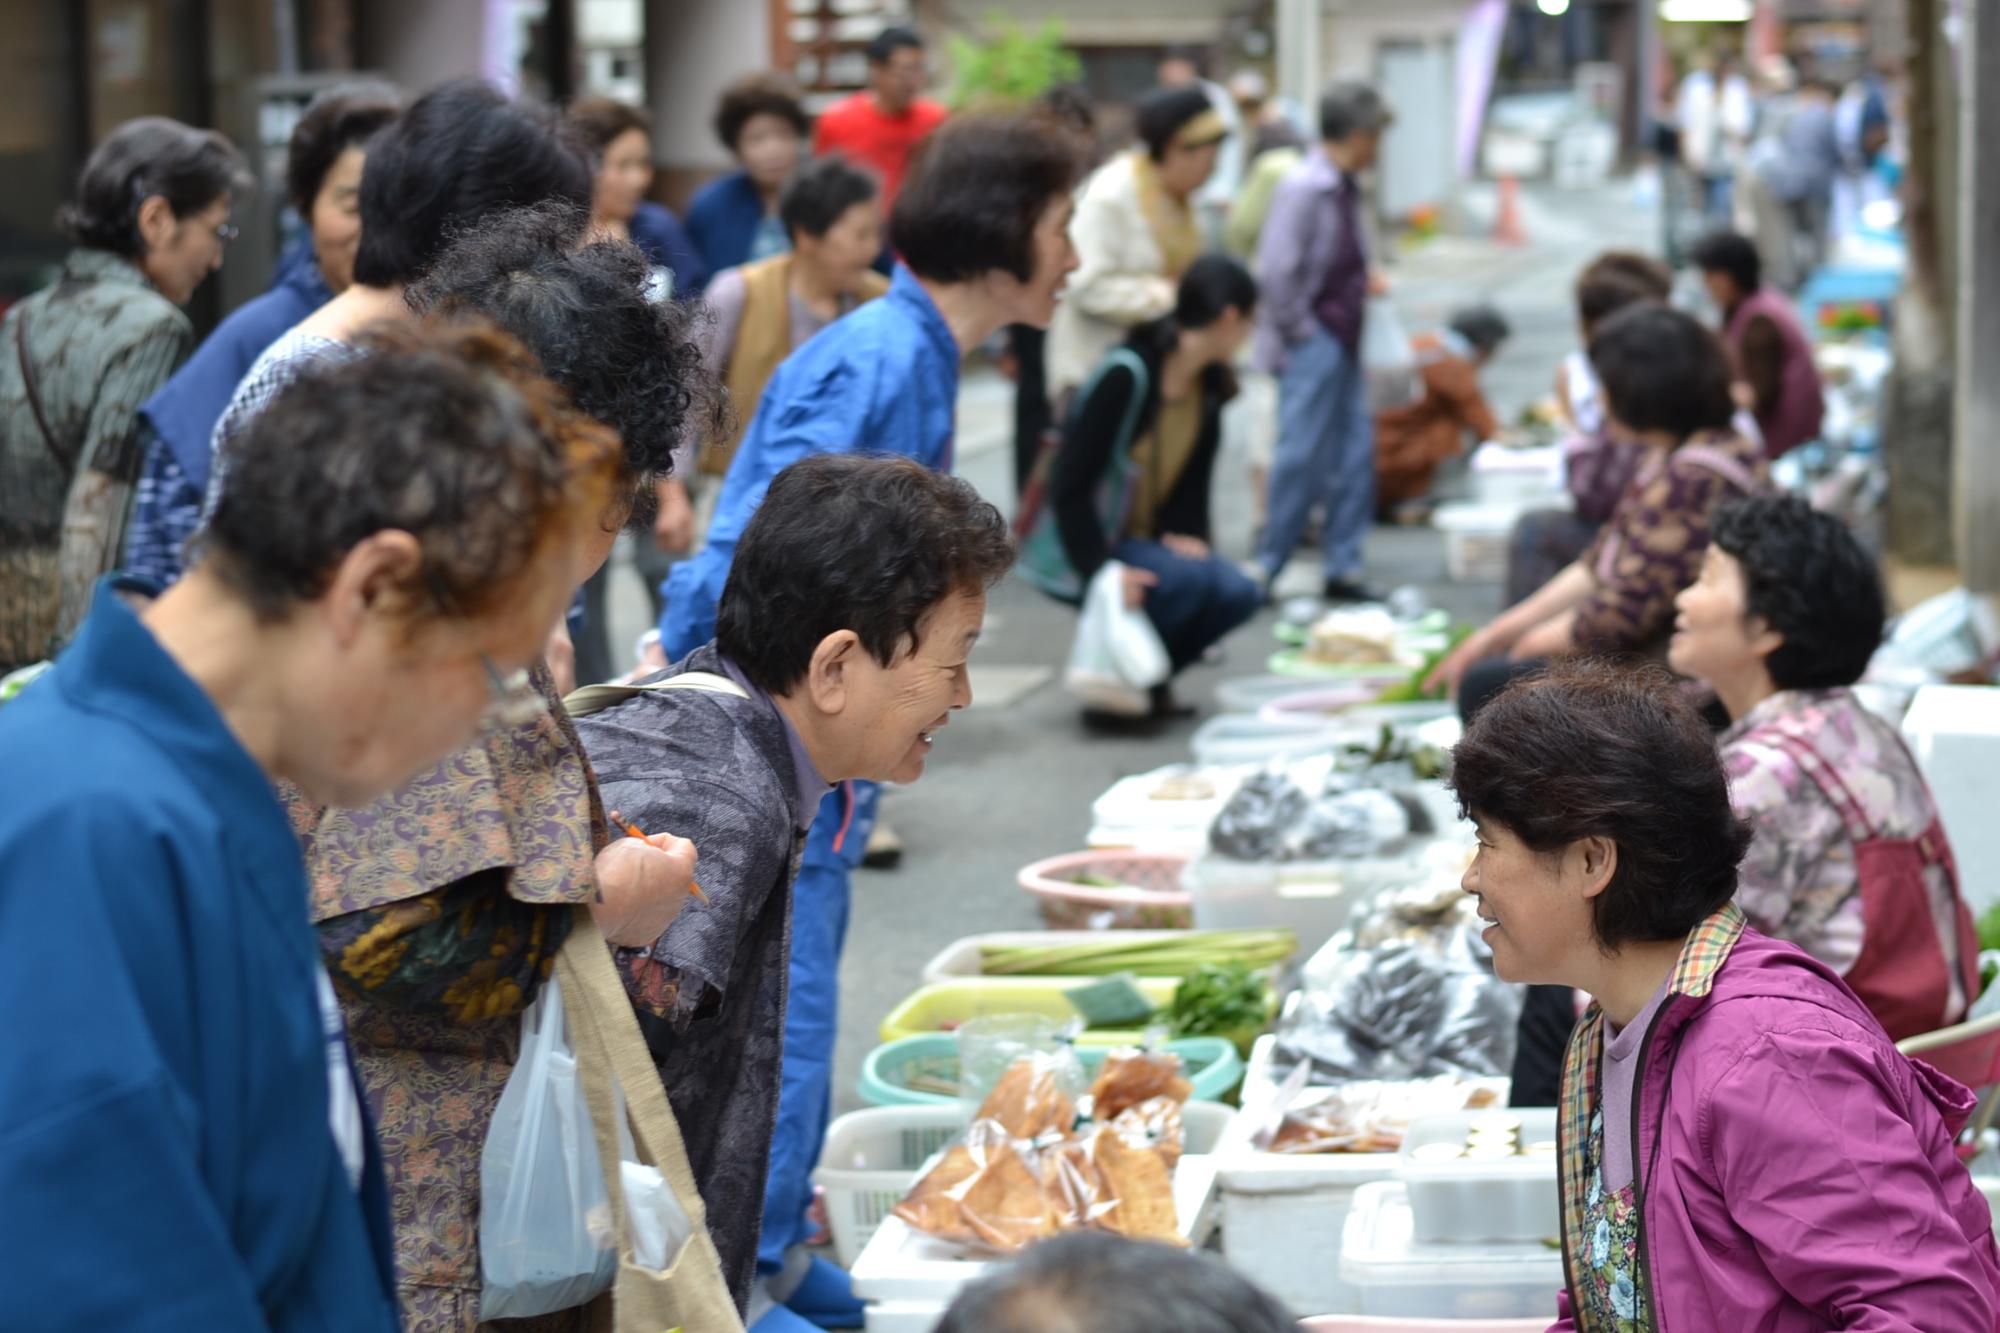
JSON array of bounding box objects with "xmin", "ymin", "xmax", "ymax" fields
[{"xmin": 876, "ymin": 976, "xmax": 1183, "ymax": 1044}]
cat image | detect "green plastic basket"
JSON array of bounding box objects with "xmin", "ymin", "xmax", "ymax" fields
[{"xmin": 858, "ymin": 1034, "xmax": 1244, "ymax": 1108}]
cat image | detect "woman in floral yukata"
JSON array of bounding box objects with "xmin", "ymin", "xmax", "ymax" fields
[
  {"xmin": 1670, "ymin": 493, "xmax": 1979, "ymax": 1041},
  {"xmin": 1429, "ymin": 303, "xmax": 1765, "ymax": 714},
  {"xmin": 293, "ymin": 205, "xmax": 722, "ymax": 1332},
  {"xmin": 1452, "ymin": 661, "xmax": 1999, "ymax": 1333}
]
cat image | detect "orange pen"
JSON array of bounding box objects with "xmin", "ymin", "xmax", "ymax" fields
[{"xmin": 610, "ymin": 809, "xmax": 708, "ymax": 904}]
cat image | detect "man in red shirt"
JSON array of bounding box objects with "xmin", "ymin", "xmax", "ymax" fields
[{"xmin": 813, "ymin": 25, "xmax": 947, "ymax": 209}]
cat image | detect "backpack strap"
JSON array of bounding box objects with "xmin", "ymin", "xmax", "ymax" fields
[{"xmin": 563, "ymin": 670, "xmax": 750, "ymax": 719}]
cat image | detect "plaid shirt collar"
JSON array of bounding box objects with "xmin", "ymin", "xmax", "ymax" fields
[{"xmin": 1557, "ymin": 902, "xmax": 1747, "ymax": 1332}]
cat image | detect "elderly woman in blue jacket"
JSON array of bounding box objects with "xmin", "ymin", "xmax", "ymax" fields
[
  {"xmin": 0, "ymin": 322, "xmax": 622, "ymax": 1331},
  {"xmin": 656, "ymin": 109, "xmax": 1080, "ymax": 1331}
]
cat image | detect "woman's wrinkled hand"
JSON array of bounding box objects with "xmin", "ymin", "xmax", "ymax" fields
[{"xmin": 590, "ymin": 831, "xmax": 698, "ymax": 947}]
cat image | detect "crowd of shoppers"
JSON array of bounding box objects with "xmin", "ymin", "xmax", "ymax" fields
[{"xmin": 1, "ymin": 26, "xmax": 1991, "ymax": 1333}]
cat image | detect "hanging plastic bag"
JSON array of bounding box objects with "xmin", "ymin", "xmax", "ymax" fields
[
  {"xmin": 1065, "ymin": 561, "xmax": 1171, "ymax": 715},
  {"xmin": 480, "ymin": 978, "xmax": 617, "ymax": 1319},
  {"xmin": 1360, "ymin": 297, "xmax": 1421, "ymax": 413},
  {"xmin": 608, "ymin": 1078, "xmax": 695, "ymax": 1272}
]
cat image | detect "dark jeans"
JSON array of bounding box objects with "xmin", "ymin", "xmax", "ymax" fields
[
  {"xmin": 1010, "ymin": 324, "xmax": 1052, "ymax": 496},
  {"xmin": 1505, "ymin": 508, "xmax": 1603, "ymax": 609},
  {"xmin": 1459, "ymin": 654, "xmax": 1547, "ymax": 723},
  {"xmin": 1113, "ymin": 538, "xmax": 1263, "ymax": 675}
]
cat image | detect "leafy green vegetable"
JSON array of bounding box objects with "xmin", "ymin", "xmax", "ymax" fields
[
  {"xmin": 1164, "ymin": 962, "xmax": 1270, "ymax": 1043},
  {"xmin": 1978, "ymin": 903, "xmax": 2000, "ymax": 955}
]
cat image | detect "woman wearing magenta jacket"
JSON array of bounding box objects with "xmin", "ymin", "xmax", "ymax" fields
[{"xmin": 1451, "ymin": 659, "xmax": 2000, "ymax": 1332}]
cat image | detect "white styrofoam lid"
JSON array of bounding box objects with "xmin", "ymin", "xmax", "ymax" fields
[
  {"xmin": 1340, "ymin": 1182, "xmax": 1566, "ymax": 1279},
  {"xmin": 1904, "ymin": 684, "xmax": 2000, "ymax": 736}
]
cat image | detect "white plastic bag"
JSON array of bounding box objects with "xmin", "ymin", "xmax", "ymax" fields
[
  {"xmin": 1065, "ymin": 560, "xmax": 1171, "ymax": 715},
  {"xmin": 1360, "ymin": 297, "xmax": 1421, "ymax": 413},
  {"xmin": 610, "ymin": 1080, "xmax": 695, "ymax": 1272},
  {"xmin": 480, "ymin": 978, "xmax": 617, "ymax": 1319}
]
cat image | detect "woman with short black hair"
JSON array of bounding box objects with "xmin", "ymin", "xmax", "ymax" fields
[
  {"xmin": 1430, "ymin": 303, "xmax": 1765, "ymax": 712},
  {"xmin": 1045, "ymin": 85, "xmax": 1227, "ymax": 397},
  {"xmin": 1452, "ymin": 660, "xmax": 2000, "ymax": 1331},
  {"xmin": 1035, "ymin": 254, "xmax": 1263, "ymax": 719},
  {"xmin": 567, "ymin": 94, "xmax": 710, "ymax": 297},
  {"xmin": 125, "ymin": 85, "xmax": 399, "ymax": 587},
  {"xmin": 1669, "ymin": 494, "xmax": 1978, "ymax": 1040},
  {"xmin": 685, "ymin": 72, "xmax": 812, "ymax": 274},
  {"xmin": 1, "ymin": 115, "xmax": 250, "ymax": 669}
]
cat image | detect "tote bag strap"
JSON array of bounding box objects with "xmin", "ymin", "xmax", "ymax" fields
[
  {"xmin": 557, "ymin": 905, "xmax": 745, "ymax": 1332},
  {"xmin": 1017, "ymin": 349, "xmax": 1152, "ymax": 601},
  {"xmin": 13, "ymin": 308, "xmax": 76, "ymax": 474},
  {"xmin": 564, "ymin": 670, "xmax": 750, "ymax": 720}
]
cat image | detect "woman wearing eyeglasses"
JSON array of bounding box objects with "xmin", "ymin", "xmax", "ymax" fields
[
  {"xmin": 0, "ymin": 116, "xmax": 250, "ymax": 673},
  {"xmin": 0, "ymin": 319, "xmax": 621, "ymax": 1330}
]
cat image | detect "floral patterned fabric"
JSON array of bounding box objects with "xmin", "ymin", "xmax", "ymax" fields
[
  {"xmin": 1572, "ymin": 430, "xmax": 1764, "ymax": 655},
  {"xmin": 1722, "ymin": 686, "xmax": 1973, "ymax": 1032},
  {"xmin": 1578, "ymin": 1108, "xmax": 1651, "ymax": 1333},
  {"xmin": 295, "ymin": 663, "xmax": 607, "ymax": 1332}
]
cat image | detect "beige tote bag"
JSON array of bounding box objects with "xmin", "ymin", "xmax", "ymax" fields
[{"xmin": 555, "ymin": 905, "xmax": 745, "ymax": 1333}]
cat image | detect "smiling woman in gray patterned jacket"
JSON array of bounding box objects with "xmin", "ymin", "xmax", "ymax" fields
[{"xmin": 574, "ymin": 453, "xmax": 1013, "ymax": 1324}]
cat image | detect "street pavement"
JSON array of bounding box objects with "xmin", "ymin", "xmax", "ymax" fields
[{"xmin": 600, "ymin": 175, "xmax": 1660, "ymax": 1120}]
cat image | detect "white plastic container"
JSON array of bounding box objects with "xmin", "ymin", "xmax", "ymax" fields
[
  {"xmin": 1432, "ymin": 500, "xmax": 1538, "ymax": 584},
  {"xmin": 1469, "ymin": 441, "xmax": 1565, "ymax": 503},
  {"xmin": 1340, "ymin": 1181, "xmax": 1566, "ymax": 1319},
  {"xmin": 863, "ymin": 1301, "xmax": 946, "ymax": 1333},
  {"xmin": 1216, "ymin": 674, "xmax": 1333, "ymax": 716},
  {"xmin": 822, "ymin": 1101, "xmax": 1234, "ymax": 1269},
  {"xmin": 1182, "ymin": 852, "xmax": 1372, "ymax": 956},
  {"xmin": 1087, "ymin": 763, "xmax": 1242, "ymax": 851},
  {"xmin": 1217, "ymin": 1146, "xmax": 1401, "ymax": 1314},
  {"xmin": 1396, "ymin": 1108, "xmax": 1560, "ymax": 1243},
  {"xmin": 1903, "ymin": 685, "xmax": 2000, "ymax": 916}
]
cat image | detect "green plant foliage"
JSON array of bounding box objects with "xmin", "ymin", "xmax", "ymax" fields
[{"xmin": 946, "ymin": 15, "xmax": 1083, "ymax": 108}]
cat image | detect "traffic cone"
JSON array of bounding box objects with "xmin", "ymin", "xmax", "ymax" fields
[{"xmin": 1493, "ymin": 173, "xmax": 1527, "ymax": 246}]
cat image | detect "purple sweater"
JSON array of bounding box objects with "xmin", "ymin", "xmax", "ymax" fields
[
  {"xmin": 1251, "ymin": 147, "xmax": 1369, "ymax": 373},
  {"xmin": 1552, "ymin": 917, "xmax": 2000, "ymax": 1331}
]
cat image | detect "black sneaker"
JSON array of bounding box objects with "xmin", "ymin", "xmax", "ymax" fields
[{"xmin": 1322, "ymin": 577, "xmax": 1386, "ymax": 604}]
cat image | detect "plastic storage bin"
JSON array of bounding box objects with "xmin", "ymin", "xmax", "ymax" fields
[
  {"xmin": 1182, "ymin": 852, "xmax": 1371, "ymax": 957},
  {"xmin": 1016, "ymin": 850, "xmax": 1193, "ymax": 929},
  {"xmin": 858, "ymin": 1033, "xmax": 1245, "ymax": 1107},
  {"xmin": 814, "ymin": 1103, "xmax": 966, "ymax": 1265},
  {"xmin": 1339, "ymin": 1182, "xmax": 1565, "ymax": 1319},
  {"xmin": 1432, "ymin": 501, "xmax": 1537, "ymax": 584},
  {"xmin": 875, "ymin": 976, "xmax": 1185, "ymax": 1044},
  {"xmin": 1396, "ymin": 1109, "xmax": 1560, "ymax": 1243}
]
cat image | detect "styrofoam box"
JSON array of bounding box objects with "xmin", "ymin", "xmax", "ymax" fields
[
  {"xmin": 1216, "ymin": 1138, "xmax": 1401, "ymax": 1315},
  {"xmin": 1213, "ymin": 1036, "xmax": 1507, "ymax": 1316},
  {"xmin": 1344, "ymin": 1176, "xmax": 1560, "ymax": 1312},
  {"xmin": 1216, "ymin": 673, "xmax": 1333, "ymax": 716},
  {"xmin": 1432, "ymin": 500, "xmax": 1540, "ymax": 584},
  {"xmin": 864, "ymin": 1300, "xmax": 947, "ymax": 1333},
  {"xmin": 1192, "ymin": 713, "xmax": 1354, "ymax": 767},
  {"xmin": 1341, "ymin": 1181, "xmax": 1565, "ymax": 1320},
  {"xmin": 1182, "ymin": 852, "xmax": 1374, "ymax": 958},
  {"xmin": 823, "ymin": 1101, "xmax": 1234, "ymax": 1272},
  {"xmin": 1469, "ymin": 441, "xmax": 1565, "ymax": 503},
  {"xmin": 1902, "ymin": 685, "xmax": 2000, "ymax": 916},
  {"xmin": 1396, "ymin": 1108, "xmax": 1560, "ymax": 1243}
]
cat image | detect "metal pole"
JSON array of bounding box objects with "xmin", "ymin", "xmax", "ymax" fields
[{"xmin": 1954, "ymin": 0, "xmax": 2000, "ymax": 589}]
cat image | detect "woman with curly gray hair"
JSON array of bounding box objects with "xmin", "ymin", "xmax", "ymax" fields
[{"xmin": 288, "ymin": 202, "xmax": 724, "ymax": 1333}]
